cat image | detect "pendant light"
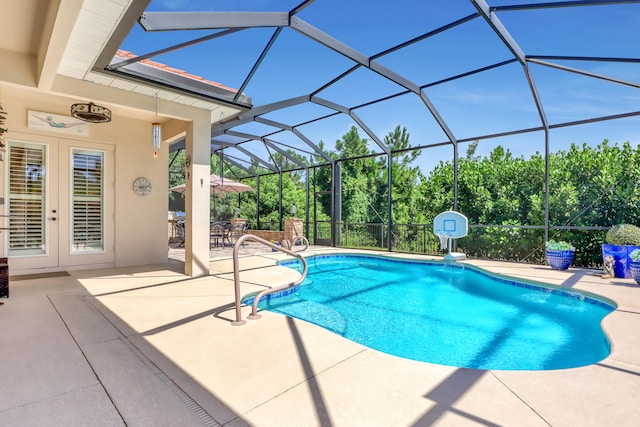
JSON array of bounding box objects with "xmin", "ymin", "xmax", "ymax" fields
[{"xmin": 152, "ymin": 92, "xmax": 161, "ymax": 153}]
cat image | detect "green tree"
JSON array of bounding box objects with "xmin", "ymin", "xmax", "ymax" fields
[{"xmin": 420, "ymin": 140, "xmax": 640, "ymax": 266}]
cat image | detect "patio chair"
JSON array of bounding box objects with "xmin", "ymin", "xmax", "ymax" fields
[
  {"xmin": 173, "ymin": 220, "xmax": 185, "ymax": 248},
  {"xmin": 229, "ymin": 222, "xmax": 247, "ymax": 245},
  {"xmin": 210, "ymin": 223, "xmax": 226, "ymax": 248}
]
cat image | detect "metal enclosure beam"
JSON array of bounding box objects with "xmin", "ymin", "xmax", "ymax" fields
[
  {"xmin": 350, "ymin": 112, "xmax": 390, "ymax": 155},
  {"xmin": 235, "ymin": 27, "xmax": 284, "ymax": 102},
  {"xmin": 221, "ymin": 157, "xmax": 257, "ymax": 176},
  {"xmin": 492, "ymin": 1, "xmax": 640, "ymax": 12},
  {"xmin": 241, "ymin": 95, "xmax": 310, "ymax": 118},
  {"xmin": 418, "ymin": 90, "xmax": 458, "ymax": 143},
  {"xmin": 453, "ymin": 141, "xmax": 459, "ymax": 211},
  {"xmin": 333, "ymin": 162, "xmax": 342, "ymax": 247},
  {"xmin": 290, "ymin": 17, "xmax": 369, "ymax": 66},
  {"xmin": 292, "ymin": 129, "xmax": 334, "ymax": 164},
  {"xmin": 369, "ymin": 61, "xmax": 421, "ymax": 93},
  {"xmin": 544, "ymin": 129, "xmax": 550, "ymax": 244},
  {"xmin": 254, "ymin": 116, "xmax": 333, "ymax": 163},
  {"xmin": 233, "ymin": 145, "xmax": 278, "ymax": 172},
  {"xmin": 254, "ymin": 116, "xmax": 295, "ymax": 131},
  {"xmin": 256, "ymin": 177, "xmax": 261, "ymax": 229},
  {"xmin": 472, "ymin": 0, "xmax": 549, "ymax": 131},
  {"xmin": 305, "ymin": 167, "xmax": 310, "ymax": 239},
  {"xmin": 108, "ymin": 29, "xmax": 243, "ymax": 71},
  {"xmin": 279, "ymin": 172, "xmax": 283, "ymax": 230},
  {"xmin": 312, "ymin": 96, "xmax": 390, "ymax": 155},
  {"xmin": 226, "ymin": 130, "xmax": 262, "ymax": 141},
  {"xmin": 387, "ymin": 152, "xmax": 393, "ymax": 251},
  {"xmin": 528, "ymin": 58, "xmax": 640, "ymax": 89},
  {"xmin": 311, "ymin": 96, "xmax": 349, "ymax": 114},
  {"xmin": 471, "ymin": 0, "xmax": 526, "ymax": 64},
  {"xmin": 212, "ymin": 95, "xmax": 310, "ymax": 136},
  {"xmin": 523, "ymin": 63, "xmax": 549, "ymax": 129},
  {"xmin": 264, "ymin": 140, "xmax": 308, "ymax": 169},
  {"xmin": 139, "ymin": 11, "xmax": 289, "ymax": 31},
  {"xmin": 291, "ymin": 17, "xmax": 420, "ymax": 93},
  {"xmin": 227, "ymin": 130, "xmax": 312, "ymax": 170}
]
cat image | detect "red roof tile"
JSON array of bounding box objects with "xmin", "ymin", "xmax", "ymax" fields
[{"xmin": 116, "ymin": 49, "xmax": 238, "ymax": 93}]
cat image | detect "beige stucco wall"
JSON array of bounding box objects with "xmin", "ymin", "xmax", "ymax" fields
[{"xmin": 0, "ymin": 85, "xmax": 170, "ymax": 271}]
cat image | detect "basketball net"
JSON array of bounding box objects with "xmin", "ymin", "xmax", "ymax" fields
[{"xmin": 436, "ymin": 232, "xmax": 450, "ymax": 251}]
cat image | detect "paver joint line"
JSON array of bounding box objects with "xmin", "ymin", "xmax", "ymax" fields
[{"xmin": 46, "ymin": 294, "xmax": 127, "ymax": 425}]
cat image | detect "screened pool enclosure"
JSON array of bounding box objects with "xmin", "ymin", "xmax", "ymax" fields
[{"xmin": 102, "ymin": 0, "xmax": 640, "ymax": 267}]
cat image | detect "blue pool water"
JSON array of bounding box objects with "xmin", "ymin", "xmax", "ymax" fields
[{"xmin": 252, "ymin": 254, "xmax": 615, "ymax": 370}]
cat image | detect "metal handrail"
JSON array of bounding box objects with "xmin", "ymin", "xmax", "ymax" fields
[
  {"xmin": 231, "ymin": 234, "xmax": 308, "ymax": 326},
  {"xmin": 281, "ymin": 236, "xmax": 309, "ymax": 252}
]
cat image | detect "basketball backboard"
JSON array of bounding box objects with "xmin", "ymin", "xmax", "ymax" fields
[{"xmin": 433, "ymin": 211, "xmax": 468, "ymax": 239}]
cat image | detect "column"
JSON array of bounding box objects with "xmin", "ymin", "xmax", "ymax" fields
[{"xmin": 184, "ymin": 111, "xmax": 211, "ymax": 277}]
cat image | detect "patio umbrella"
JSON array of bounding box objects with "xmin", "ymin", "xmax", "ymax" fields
[{"xmin": 169, "ymin": 174, "xmax": 253, "ymax": 194}]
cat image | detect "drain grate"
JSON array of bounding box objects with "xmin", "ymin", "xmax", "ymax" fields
[{"xmin": 156, "ymin": 372, "xmax": 221, "ymax": 427}]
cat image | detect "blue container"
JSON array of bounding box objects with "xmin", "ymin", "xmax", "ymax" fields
[
  {"xmin": 546, "ymin": 249, "xmax": 574, "ymax": 270},
  {"xmin": 630, "ymin": 260, "xmax": 640, "ymax": 285},
  {"xmin": 601, "ymin": 244, "xmax": 640, "ymax": 279}
]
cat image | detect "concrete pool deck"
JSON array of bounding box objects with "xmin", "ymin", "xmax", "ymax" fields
[{"xmin": 1, "ymin": 245, "xmax": 639, "ymax": 426}]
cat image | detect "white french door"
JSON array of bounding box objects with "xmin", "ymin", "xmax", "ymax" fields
[{"xmin": 5, "ymin": 135, "xmax": 114, "ymax": 271}]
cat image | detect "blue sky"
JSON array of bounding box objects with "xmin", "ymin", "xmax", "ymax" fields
[{"xmin": 121, "ymin": 0, "xmax": 640, "ymax": 173}]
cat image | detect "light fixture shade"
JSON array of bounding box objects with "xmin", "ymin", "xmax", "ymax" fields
[
  {"xmin": 70, "ymin": 102, "xmax": 111, "ymax": 123},
  {"xmin": 152, "ymin": 123, "xmax": 162, "ymax": 148}
]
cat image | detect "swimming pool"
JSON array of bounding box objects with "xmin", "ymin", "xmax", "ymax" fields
[{"xmin": 249, "ymin": 254, "xmax": 616, "ymax": 370}]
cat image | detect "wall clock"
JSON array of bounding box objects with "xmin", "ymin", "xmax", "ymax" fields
[{"xmin": 133, "ymin": 177, "xmax": 152, "ymax": 196}]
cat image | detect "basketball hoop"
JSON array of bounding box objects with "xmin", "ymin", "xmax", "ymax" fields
[{"xmin": 433, "ymin": 210, "xmax": 468, "ymax": 261}]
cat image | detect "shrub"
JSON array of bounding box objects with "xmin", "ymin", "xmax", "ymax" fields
[
  {"xmin": 630, "ymin": 249, "xmax": 640, "ymax": 262},
  {"xmin": 546, "ymin": 240, "xmax": 575, "ymax": 251},
  {"xmin": 605, "ymin": 224, "xmax": 640, "ymax": 246}
]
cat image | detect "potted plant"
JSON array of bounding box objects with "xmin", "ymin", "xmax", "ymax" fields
[
  {"xmin": 602, "ymin": 224, "xmax": 640, "ymax": 278},
  {"xmin": 545, "ymin": 240, "xmax": 576, "ymax": 270},
  {"xmin": 629, "ymin": 249, "xmax": 640, "ymax": 285}
]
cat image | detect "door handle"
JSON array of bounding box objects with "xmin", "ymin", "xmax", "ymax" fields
[{"xmin": 48, "ymin": 217, "xmax": 57, "ymax": 221}]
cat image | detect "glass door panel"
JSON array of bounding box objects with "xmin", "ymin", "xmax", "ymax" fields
[{"xmin": 7, "ymin": 142, "xmax": 47, "ymax": 256}]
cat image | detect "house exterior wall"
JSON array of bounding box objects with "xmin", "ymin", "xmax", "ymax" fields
[
  {"xmin": 0, "ymin": 85, "xmax": 170, "ymax": 274},
  {"xmin": 0, "ymin": 1, "xmax": 239, "ymax": 278}
]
